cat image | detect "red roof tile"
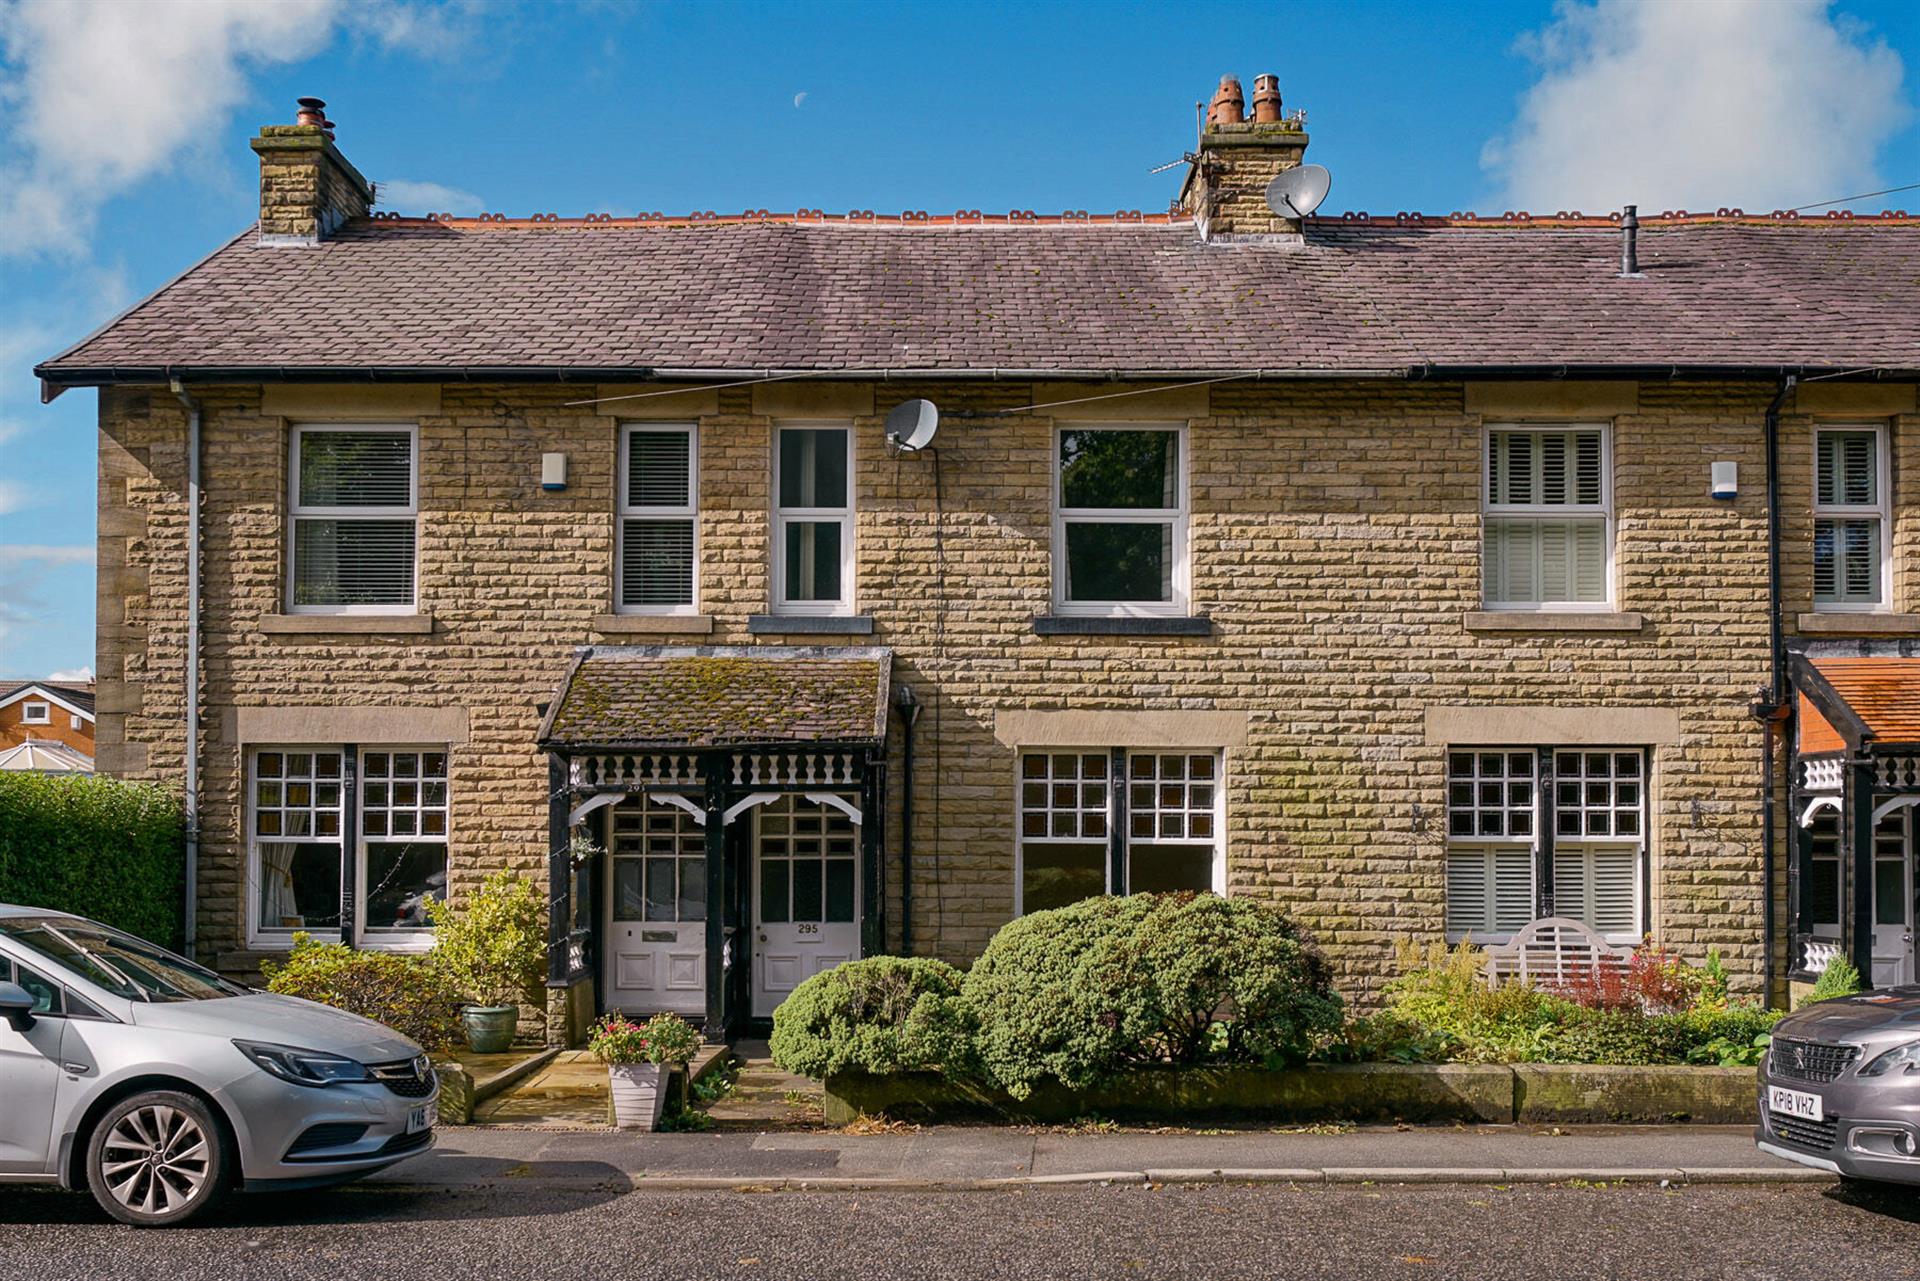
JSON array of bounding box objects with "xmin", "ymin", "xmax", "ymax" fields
[
  {"xmin": 36, "ymin": 214, "xmax": 1920, "ymax": 382},
  {"xmin": 1801, "ymin": 658, "xmax": 1920, "ymax": 752}
]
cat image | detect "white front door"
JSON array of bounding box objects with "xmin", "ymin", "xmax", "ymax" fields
[
  {"xmin": 603, "ymin": 797, "xmax": 707, "ymax": 1017},
  {"xmin": 752, "ymin": 794, "xmax": 860, "ymax": 1018},
  {"xmin": 1871, "ymin": 811, "xmax": 1917, "ymax": 988}
]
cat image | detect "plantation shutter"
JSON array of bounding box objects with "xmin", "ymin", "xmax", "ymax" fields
[
  {"xmin": 1817, "ymin": 431, "xmax": 1878, "ymax": 507},
  {"xmin": 291, "ymin": 429, "xmax": 416, "ymax": 609},
  {"xmin": 1813, "ymin": 430, "xmax": 1885, "ymax": 607},
  {"xmin": 1484, "ymin": 428, "xmax": 1607, "ymax": 607},
  {"xmin": 1492, "ymin": 847, "xmax": 1534, "ymax": 933},
  {"xmin": 619, "ymin": 428, "xmax": 696, "ymax": 610},
  {"xmin": 1445, "ymin": 851, "xmax": 1488, "ymax": 936},
  {"xmin": 1446, "ymin": 847, "xmax": 1534, "ymax": 937},
  {"xmin": 1553, "ymin": 847, "xmax": 1638, "ymax": 941}
]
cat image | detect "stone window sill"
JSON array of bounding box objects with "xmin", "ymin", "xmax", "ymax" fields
[
  {"xmin": 1794, "ymin": 612, "xmax": 1920, "ymax": 637},
  {"xmin": 259, "ymin": 612, "xmax": 434, "ymax": 636},
  {"xmin": 1463, "ymin": 611, "xmax": 1643, "ymax": 634},
  {"xmin": 748, "ymin": 614, "xmax": 876, "ymax": 635},
  {"xmin": 593, "ymin": 613, "xmax": 715, "ymax": 636},
  {"xmin": 1031, "ymin": 615, "xmax": 1214, "ymax": 637}
]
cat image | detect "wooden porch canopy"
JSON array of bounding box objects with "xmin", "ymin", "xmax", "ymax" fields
[
  {"xmin": 1789, "ymin": 654, "xmax": 1920, "ymax": 982},
  {"xmin": 536, "ymin": 645, "xmax": 892, "ymax": 1035}
]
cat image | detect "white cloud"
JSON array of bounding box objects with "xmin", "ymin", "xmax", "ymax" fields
[
  {"xmin": 0, "ymin": 544, "xmax": 93, "ymax": 565},
  {"xmin": 375, "ymin": 179, "xmax": 487, "ymax": 215},
  {"xmin": 47, "ymin": 665, "xmax": 92, "ymax": 682},
  {"xmin": 1484, "ymin": 0, "xmax": 1909, "ymax": 214},
  {"xmin": 0, "ymin": 481, "xmax": 29, "ymax": 515},
  {"xmin": 0, "ymin": 0, "xmax": 478, "ymax": 258},
  {"xmin": 793, "ymin": 91, "xmax": 808, "ymax": 109}
]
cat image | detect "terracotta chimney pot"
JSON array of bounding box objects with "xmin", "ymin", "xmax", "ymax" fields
[
  {"xmin": 1208, "ymin": 76, "xmax": 1245, "ymax": 127},
  {"xmin": 295, "ymin": 96, "xmax": 327, "ymax": 128},
  {"xmin": 1251, "ymin": 75, "xmax": 1282, "ymax": 123}
]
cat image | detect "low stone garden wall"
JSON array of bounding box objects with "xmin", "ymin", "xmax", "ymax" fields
[{"xmin": 823, "ymin": 1063, "xmax": 1758, "ymax": 1127}]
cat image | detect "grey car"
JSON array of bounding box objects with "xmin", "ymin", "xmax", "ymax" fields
[
  {"xmin": 0, "ymin": 904, "xmax": 437, "ymax": 1226},
  {"xmin": 1756, "ymin": 986, "xmax": 1920, "ymax": 1183}
]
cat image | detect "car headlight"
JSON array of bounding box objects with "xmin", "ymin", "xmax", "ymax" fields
[
  {"xmin": 1858, "ymin": 1040, "xmax": 1920, "ymax": 1078},
  {"xmin": 234, "ymin": 1039, "xmax": 372, "ymax": 1087}
]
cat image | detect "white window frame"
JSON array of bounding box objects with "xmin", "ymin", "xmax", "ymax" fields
[
  {"xmin": 1811, "ymin": 422, "xmax": 1891, "ymax": 613},
  {"xmin": 287, "ymin": 422, "xmax": 420, "ymax": 616},
  {"xmin": 615, "ymin": 422, "xmax": 700, "ymax": 616},
  {"xmin": 1481, "ymin": 423, "xmax": 1613, "ymax": 612},
  {"xmin": 244, "ymin": 742, "xmax": 449, "ymax": 953},
  {"xmin": 1547, "ymin": 748, "xmax": 1647, "ymax": 947},
  {"xmin": 354, "ymin": 744, "xmax": 450, "ymax": 952},
  {"xmin": 1443, "ymin": 749, "xmax": 1540, "ymax": 944},
  {"xmin": 20, "ymin": 701, "xmax": 49, "ymax": 725},
  {"xmin": 1052, "ymin": 423, "xmax": 1190, "ymax": 618},
  {"xmin": 771, "ymin": 421, "xmax": 855, "ymax": 616},
  {"xmin": 1012, "ymin": 747, "xmax": 1225, "ymax": 915}
]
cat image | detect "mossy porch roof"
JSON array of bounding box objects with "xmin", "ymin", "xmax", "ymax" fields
[{"xmin": 538, "ymin": 646, "xmax": 891, "ymax": 749}]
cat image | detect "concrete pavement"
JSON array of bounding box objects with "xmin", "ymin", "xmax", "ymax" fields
[{"xmin": 372, "ymin": 1122, "xmax": 1822, "ymax": 1189}]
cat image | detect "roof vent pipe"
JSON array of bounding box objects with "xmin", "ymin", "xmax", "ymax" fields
[{"xmin": 1619, "ymin": 204, "xmax": 1642, "ymax": 278}]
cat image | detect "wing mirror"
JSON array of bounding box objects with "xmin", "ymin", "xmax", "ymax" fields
[{"xmin": 0, "ymin": 981, "xmax": 36, "ymax": 1031}]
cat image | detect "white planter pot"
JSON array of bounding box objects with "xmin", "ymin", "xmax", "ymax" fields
[{"xmin": 607, "ymin": 1062, "xmax": 670, "ymax": 1130}]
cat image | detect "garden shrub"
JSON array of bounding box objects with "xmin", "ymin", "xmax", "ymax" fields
[
  {"xmin": 264, "ymin": 933, "xmax": 465, "ymax": 1052},
  {"xmin": 427, "ymin": 869, "xmax": 547, "ymax": 1008},
  {"xmin": 960, "ymin": 893, "xmax": 1344, "ymax": 1097},
  {"xmin": 1800, "ymin": 954, "xmax": 1864, "ymax": 1007},
  {"xmin": 769, "ymin": 956, "xmax": 969, "ymax": 1079},
  {"xmin": 0, "ymin": 773, "xmax": 185, "ymax": 948}
]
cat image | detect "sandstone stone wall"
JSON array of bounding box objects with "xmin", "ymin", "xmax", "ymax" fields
[{"xmin": 94, "ymin": 378, "xmax": 1919, "ymax": 1001}]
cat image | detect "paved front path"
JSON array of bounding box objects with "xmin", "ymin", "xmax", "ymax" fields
[
  {"xmin": 376, "ymin": 1122, "xmax": 1809, "ymax": 1188},
  {"xmin": 6, "ymin": 1181, "xmax": 1916, "ymax": 1281}
]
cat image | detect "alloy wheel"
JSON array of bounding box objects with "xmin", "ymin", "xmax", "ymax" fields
[{"xmin": 98, "ymin": 1104, "xmax": 211, "ymax": 1217}]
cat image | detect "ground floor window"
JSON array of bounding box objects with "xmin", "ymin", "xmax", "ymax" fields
[
  {"xmin": 1444, "ymin": 747, "xmax": 1645, "ymax": 945},
  {"xmin": 249, "ymin": 744, "xmax": 450, "ymax": 949},
  {"xmin": 1016, "ymin": 748, "xmax": 1223, "ymax": 913}
]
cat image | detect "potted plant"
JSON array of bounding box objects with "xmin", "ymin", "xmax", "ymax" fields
[
  {"xmin": 427, "ymin": 870, "xmax": 547, "ymax": 1054},
  {"xmin": 590, "ymin": 1012, "xmax": 702, "ymax": 1130}
]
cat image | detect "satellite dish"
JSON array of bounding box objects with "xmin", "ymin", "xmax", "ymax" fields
[
  {"xmin": 1266, "ymin": 164, "xmax": 1332, "ymax": 218},
  {"xmin": 885, "ymin": 399, "xmax": 940, "ymax": 453}
]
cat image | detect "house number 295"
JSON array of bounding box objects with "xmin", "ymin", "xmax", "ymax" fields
[{"xmin": 797, "ymin": 923, "xmax": 820, "ymax": 936}]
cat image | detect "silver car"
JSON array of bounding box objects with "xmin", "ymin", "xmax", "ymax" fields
[
  {"xmin": 0, "ymin": 905, "xmax": 437, "ymax": 1226},
  {"xmin": 1756, "ymin": 986, "xmax": 1920, "ymax": 1183}
]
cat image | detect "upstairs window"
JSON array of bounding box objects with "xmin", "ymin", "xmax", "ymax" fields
[
  {"xmin": 1055, "ymin": 426, "xmax": 1187, "ymax": 616},
  {"xmin": 618, "ymin": 424, "xmax": 698, "ymax": 614},
  {"xmin": 21, "ymin": 701, "xmax": 49, "ymax": 724},
  {"xmin": 1483, "ymin": 426, "xmax": 1610, "ymax": 610},
  {"xmin": 289, "ymin": 425, "xmax": 417, "ymax": 613},
  {"xmin": 1813, "ymin": 426, "xmax": 1888, "ymax": 611},
  {"xmin": 773, "ymin": 425, "xmax": 853, "ymax": 615}
]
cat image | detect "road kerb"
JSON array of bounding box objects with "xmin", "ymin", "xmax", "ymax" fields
[{"xmin": 1144, "ymin": 1168, "xmax": 1325, "ymax": 1184}]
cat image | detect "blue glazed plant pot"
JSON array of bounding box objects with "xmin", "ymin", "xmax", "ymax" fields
[{"xmin": 462, "ymin": 1004, "xmax": 519, "ymax": 1054}]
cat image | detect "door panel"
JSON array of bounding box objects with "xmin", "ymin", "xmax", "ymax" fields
[
  {"xmin": 0, "ymin": 961, "xmax": 66, "ymax": 1173},
  {"xmin": 602, "ymin": 798, "xmax": 707, "ymax": 1017},
  {"xmin": 1871, "ymin": 812, "xmax": 1916, "ymax": 988},
  {"xmin": 753, "ymin": 795, "xmax": 860, "ymax": 1018}
]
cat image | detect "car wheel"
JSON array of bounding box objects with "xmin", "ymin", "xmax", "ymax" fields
[{"xmin": 85, "ymin": 1090, "xmax": 232, "ymax": 1227}]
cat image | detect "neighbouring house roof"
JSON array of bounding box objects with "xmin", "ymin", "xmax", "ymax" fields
[
  {"xmin": 34, "ymin": 212, "xmax": 1920, "ymax": 387},
  {"xmin": 0, "ymin": 681, "xmax": 96, "ymax": 721},
  {"xmin": 1797, "ymin": 658, "xmax": 1920, "ymax": 754},
  {"xmin": 0, "ymin": 740, "xmax": 94, "ymax": 774},
  {"xmin": 538, "ymin": 646, "xmax": 892, "ymax": 751}
]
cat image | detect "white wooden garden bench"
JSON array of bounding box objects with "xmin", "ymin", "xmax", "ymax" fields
[{"xmin": 1482, "ymin": 916, "xmax": 1633, "ymax": 989}]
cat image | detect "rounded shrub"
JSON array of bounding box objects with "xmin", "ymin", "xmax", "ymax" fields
[
  {"xmin": 960, "ymin": 893, "xmax": 1344, "ymax": 1098},
  {"xmin": 264, "ymin": 933, "xmax": 465, "ymax": 1052},
  {"xmin": 770, "ymin": 956, "xmax": 970, "ymax": 1080}
]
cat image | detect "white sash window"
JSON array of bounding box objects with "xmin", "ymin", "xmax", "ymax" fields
[
  {"xmin": 288, "ymin": 425, "xmax": 418, "ymax": 613},
  {"xmin": 617, "ymin": 424, "xmax": 699, "ymax": 613},
  {"xmin": 1483, "ymin": 426, "xmax": 1611, "ymax": 610},
  {"xmin": 1813, "ymin": 425, "xmax": 1888, "ymax": 611}
]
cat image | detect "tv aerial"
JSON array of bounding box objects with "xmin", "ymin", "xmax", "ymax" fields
[
  {"xmin": 885, "ymin": 398, "xmax": 940, "ymax": 453},
  {"xmin": 1265, "ymin": 164, "xmax": 1333, "ymax": 218}
]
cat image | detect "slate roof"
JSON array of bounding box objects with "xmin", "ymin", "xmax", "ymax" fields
[
  {"xmin": 1799, "ymin": 658, "xmax": 1920, "ymax": 754},
  {"xmin": 0, "ymin": 681, "xmax": 95, "ymax": 717},
  {"xmin": 35, "ymin": 213, "xmax": 1920, "ymax": 384},
  {"xmin": 538, "ymin": 646, "xmax": 891, "ymax": 750}
]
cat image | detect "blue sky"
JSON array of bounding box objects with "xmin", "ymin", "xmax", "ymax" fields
[{"xmin": 2, "ymin": 0, "xmax": 1917, "ymax": 678}]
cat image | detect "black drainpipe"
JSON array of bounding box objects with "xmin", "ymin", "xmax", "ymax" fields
[
  {"xmin": 1754, "ymin": 374, "xmax": 1797, "ymax": 1004},
  {"xmin": 892, "ymin": 684, "xmax": 922, "ymax": 955}
]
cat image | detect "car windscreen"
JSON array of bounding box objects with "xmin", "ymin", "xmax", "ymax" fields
[{"xmin": 0, "ymin": 919, "xmax": 245, "ymax": 1002}]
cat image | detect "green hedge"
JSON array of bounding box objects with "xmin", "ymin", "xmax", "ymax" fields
[{"xmin": 0, "ymin": 772, "xmax": 185, "ymax": 947}]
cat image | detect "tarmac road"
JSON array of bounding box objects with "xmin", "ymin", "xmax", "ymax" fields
[{"xmin": 3, "ymin": 1178, "xmax": 1919, "ymax": 1281}]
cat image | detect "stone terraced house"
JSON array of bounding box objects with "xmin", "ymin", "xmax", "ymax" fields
[{"xmin": 33, "ymin": 78, "xmax": 1920, "ymax": 1043}]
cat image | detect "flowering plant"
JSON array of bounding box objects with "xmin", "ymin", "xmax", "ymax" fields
[{"xmin": 589, "ymin": 1011, "xmax": 701, "ymax": 1066}]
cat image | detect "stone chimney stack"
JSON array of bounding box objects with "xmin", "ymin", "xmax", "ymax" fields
[
  {"xmin": 250, "ymin": 97, "xmax": 372, "ymax": 244},
  {"xmin": 1179, "ymin": 72, "xmax": 1309, "ymax": 238}
]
